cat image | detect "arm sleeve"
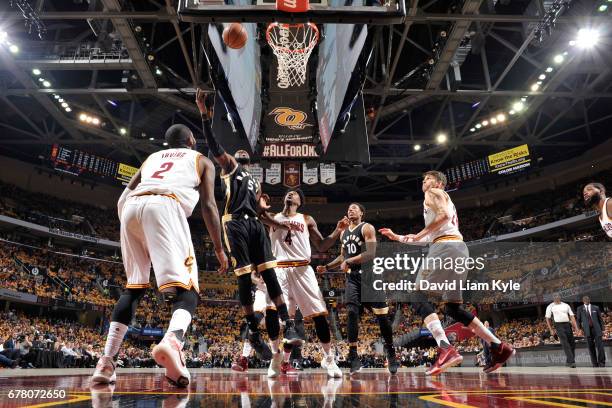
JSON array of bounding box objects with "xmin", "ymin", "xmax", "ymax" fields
[{"xmin": 202, "ymin": 118, "xmax": 226, "ymax": 158}]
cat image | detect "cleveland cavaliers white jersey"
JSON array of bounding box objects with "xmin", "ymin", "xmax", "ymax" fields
[
  {"xmin": 130, "ymin": 148, "xmax": 202, "ymax": 217},
  {"xmin": 423, "ymin": 190, "xmax": 463, "ymax": 242},
  {"xmin": 600, "ymin": 198, "xmax": 612, "ymax": 238},
  {"xmin": 269, "ymin": 213, "xmax": 311, "ymax": 261}
]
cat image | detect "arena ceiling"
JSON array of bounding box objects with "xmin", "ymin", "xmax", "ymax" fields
[{"xmin": 0, "ymin": 0, "xmax": 610, "ymax": 201}]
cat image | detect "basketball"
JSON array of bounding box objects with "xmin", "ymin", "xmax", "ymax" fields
[{"xmin": 223, "ymin": 22, "xmax": 248, "ymax": 49}]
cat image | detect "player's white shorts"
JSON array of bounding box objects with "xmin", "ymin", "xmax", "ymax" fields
[
  {"xmin": 121, "ymin": 194, "xmax": 199, "ymax": 293},
  {"xmin": 276, "ymin": 263, "xmax": 327, "ymax": 318}
]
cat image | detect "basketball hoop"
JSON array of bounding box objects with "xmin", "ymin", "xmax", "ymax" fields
[{"xmin": 266, "ymin": 22, "xmax": 319, "ymax": 89}]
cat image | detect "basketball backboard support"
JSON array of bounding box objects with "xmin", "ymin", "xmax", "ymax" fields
[
  {"xmin": 178, "ymin": 0, "xmax": 406, "ymax": 25},
  {"xmin": 193, "ymin": 0, "xmax": 385, "ymax": 165}
]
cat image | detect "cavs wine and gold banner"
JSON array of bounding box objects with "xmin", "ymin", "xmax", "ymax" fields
[{"xmin": 283, "ymin": 162, "xmax": 301, "ymax": 188}]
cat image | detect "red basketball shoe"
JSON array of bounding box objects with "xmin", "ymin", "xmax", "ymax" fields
[
  {"xmin": 483, "ymin": 342, "xmax": 515, "ymax": 373},
  {"xmin": 426, "ymin": 346, "xmax": 463, "ymax": 376},
  {"xmin": 231, "ymin": 356, "xmax": 249, "ymax": 373}
]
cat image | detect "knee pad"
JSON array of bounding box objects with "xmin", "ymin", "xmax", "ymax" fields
[
  {"xmin": 444, "ymin": 303, "xmax": 475, "ymax": 326},
  {"xmin": 237, "ymin": 274, "xmax": 254, "ymax": 306},
  {"xmin": 413, "ymin": 302, "xmax": 436, "ymax": 319},
  {"xmin": 265, "ymin": 310, "xmax": 280, "ymax": 340},
  {"xmin": 171, "ymin": 288, "xmax": 199, "ymax": 315},
  {"xmin": 111, "ymin": 288, "xmax": 146, "ymax": 325},
  {"xmin": 260, "ymin": 269, "xmax": 282, "ymax": 300},
  {"xmin": 313, "ymin": 315, "xmax": 331, "ymax": 344}
]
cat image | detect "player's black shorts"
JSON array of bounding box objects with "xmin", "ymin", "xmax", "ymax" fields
[
  {"xmin": 223, "ymin": 214, "xmax": 276, "ymax": 276},
  {"xmin": 346, "ymin": 274, "xmax": 389, "ymax": 315}
]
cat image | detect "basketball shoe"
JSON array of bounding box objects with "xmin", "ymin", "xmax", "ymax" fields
[
  {"xmin": 385, "ymin": 345, "xmax": 400, "ymax": 375},
  {"xmin": 267, "ymin": 351, "xmax": 283, "ymax": 378},
  {"xmin": 320, "ymin": 354, "xmax": 342, "ymax": 378},
  {"xmin": 280, "ymin": 361, "xmax": 299, "ymax": 375},
  {"xmin": 232, "ymin": 355, "xmax": 248, "ymax": 372},
  {"xmin": 426, "ymin": 345, "xmax": 463, "ymax": 376},
  {"xmin": 483, "ymin": 342, "xmax": 515, "ymax": 373},
  {"xmin": 91, "ymin": 356, "xmax": 116, "ymax": 384},
  {"xmin": 152, "ymin": 332, "xmax": 190, "ymax": 387}
]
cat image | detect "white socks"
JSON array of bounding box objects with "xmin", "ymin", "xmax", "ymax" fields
[
  {"xmin": 469, "ymin": 318, "xmax": 501, "ymax": 345},
  {"xmin": 426, "ymin": 319, "xmax": 450, "ymax": 348},
  {"xmin": 104, "ymin": 322, "xmax": 128, "ymax": 358},
  {"xmin": 167, "ymin": 309, "xmax": 192, "ymax": 342},
  {"xmin": 242, "ymin": 341, "xmax": 253, "ymax": 358}
]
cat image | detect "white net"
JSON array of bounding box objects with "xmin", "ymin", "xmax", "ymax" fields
[{"xmin": 266, "ymin": 23, "xmax": 319, "ymax": 89}]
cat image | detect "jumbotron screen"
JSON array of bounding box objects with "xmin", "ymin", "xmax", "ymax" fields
[{"xmin": 49, "ymin": 144, "xmax": 137, "ymax": 185}]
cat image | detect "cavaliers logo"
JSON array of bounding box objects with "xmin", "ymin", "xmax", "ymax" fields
[{"xmin": 269, "ymin": 107, "xmax": 312, "ymax": 130}]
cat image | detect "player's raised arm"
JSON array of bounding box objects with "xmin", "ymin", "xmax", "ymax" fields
[
  {"xmin": 198, "ymin": 154, "xmax": 228, "ymax": 273},
  {"xmin": 306, "ymin": 215, "xmax": 349, "ymax": 253},
  {"xmin": 341, "ymin": 223, "xmax": 376, "ymax": 271},
  {"xmin": 117, "ymin": 167, "xmax": 142, "ymax": 219},
  {"xmin": 196, "ymin": 88, "xmax": 237, "ymax": 176}
]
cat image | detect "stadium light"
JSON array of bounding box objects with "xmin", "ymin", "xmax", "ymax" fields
[
  {"xmin": 475, "ymin": 123, "xmax": 482, "ymax": 129},
  {"xmin": 42, "ymin": 80, "xmax": 51, "ymax": 87},
  {"xmin": 32, "ymin": 68, "xmax": 41, "ymax": 75},
  {"xmin": 490, "ymin": 118, "xmax": 498, "ymax": 125},
  {"xmin": 413, "ymin": 144, "xmax": 421, "ymax": 151},
  {"xmin": 436, "ymin": 133, "xmax": 447, "ymax": 144},
  {"xmin": 497, "ymin": 113, "xmax": 506, "ymax": 122},
  {"xmin": 65, "ymin": 107, "xmax": 71, "ymax": 112},
  {"xmin": 79, "ymin": 113, "xmax": 87, "ymax": 121},
  {"xmin": 58, "ymin": 98, "xmax": 64, "ymax": 103},
  {"xmin": 9, "ymin": 44, "xmax": 19, "ymax": 54},
  {"xmin": 149, "ymin": 137, "xmax": 154, "ymax": 141},
  {"xmin": 531, "ymin": 83, "xmax": 540, "ymax": 91},
  {"xmin": 53, "ymin": 95, "xmax": 60, "ymax": 99},
  {"xmin": 482, "ymin": 120, "xmax": 489, "ymax": 127},
  {"xmin": 92, "ymin": 118, "xmax": 100, "ymax": 125},
  {"xmin": 163, "ymin": 142, "xmax": 168, "ymax": 146},
  {"xmin": 0, "ymin": 32, "xmax": 7, "ymax": 43},
  {"xmin": 575, "ymin": 28, "xmax": 600, "ymax": 49},
  {"xmin": 470, "ymin": 128, "xmax": 476, "ymax": 132},
  {"xmin": 599, "ymin": 5, "xmax": 608, "ymax": 12},
  {"xmin": 538, "ymin": 74, "xmax": 546, "ymax": 80},
  {"xmin": 119, "ymin": 128, "xmax": 127, "ymax": 135},
  {"xmin": 546, "ymin": 67, "xmax": 553, "ymax": 73},
  {"xmin": 553, "ymin": 54, "xmax": 564, "ymax": 64},
  {"xmin": 513, "ymin": 101, "xmax": 525, "ymax": 112},
  {"xmin": 509, "ymin": 110, "xmax": 516, "ymax": 115},
  {"xmin": 61, "ymin": 102, "xmax": 68, "ymax": 108}
]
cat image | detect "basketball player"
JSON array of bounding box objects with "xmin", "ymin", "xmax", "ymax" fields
[
  {"xmin": 264, "ymin": 189, "xmax": 347, "ymax": 378},
  {"xmin": 92, "ymin": 124, "xmax": 228, "ymax": 387},
  {"xmin": 196, "ymin": 89, "xmax": 300, "ymax": 358},
  {"xmin": 231, "ymin": 272, "xmax": 274, "ymax": 372},
  {"xmin": 583, "ymin": 182, "xmax": 612, "ymax": 238},
  {"xmin": 317, "ymin": 203, "xmax": 400, "ymax": 375},
  {"xmin": 379, "ymin": 170, "xmax": 514, "ymax": 374}
]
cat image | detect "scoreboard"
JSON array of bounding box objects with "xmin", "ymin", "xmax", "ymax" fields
[
  {"xmin": 445, "ymin": 144, "xmax": 532, "ymax": 187},
  {"xmin": 49, "ymin": 144, "xmax": 138, "ymax": 186}
]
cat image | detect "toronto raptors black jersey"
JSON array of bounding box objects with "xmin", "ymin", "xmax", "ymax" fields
[
  {"xmin": 221, "ymin": 163, "xmax": 260, "ymax": 217},
  {"xmin": 341, "ymin": 222, "xmax": 365, "ymax": 278}
]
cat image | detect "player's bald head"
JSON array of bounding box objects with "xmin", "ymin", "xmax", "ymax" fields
[{"xmin": 165, "ymin": 124, "xmax": 195, "ymax": 149}]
